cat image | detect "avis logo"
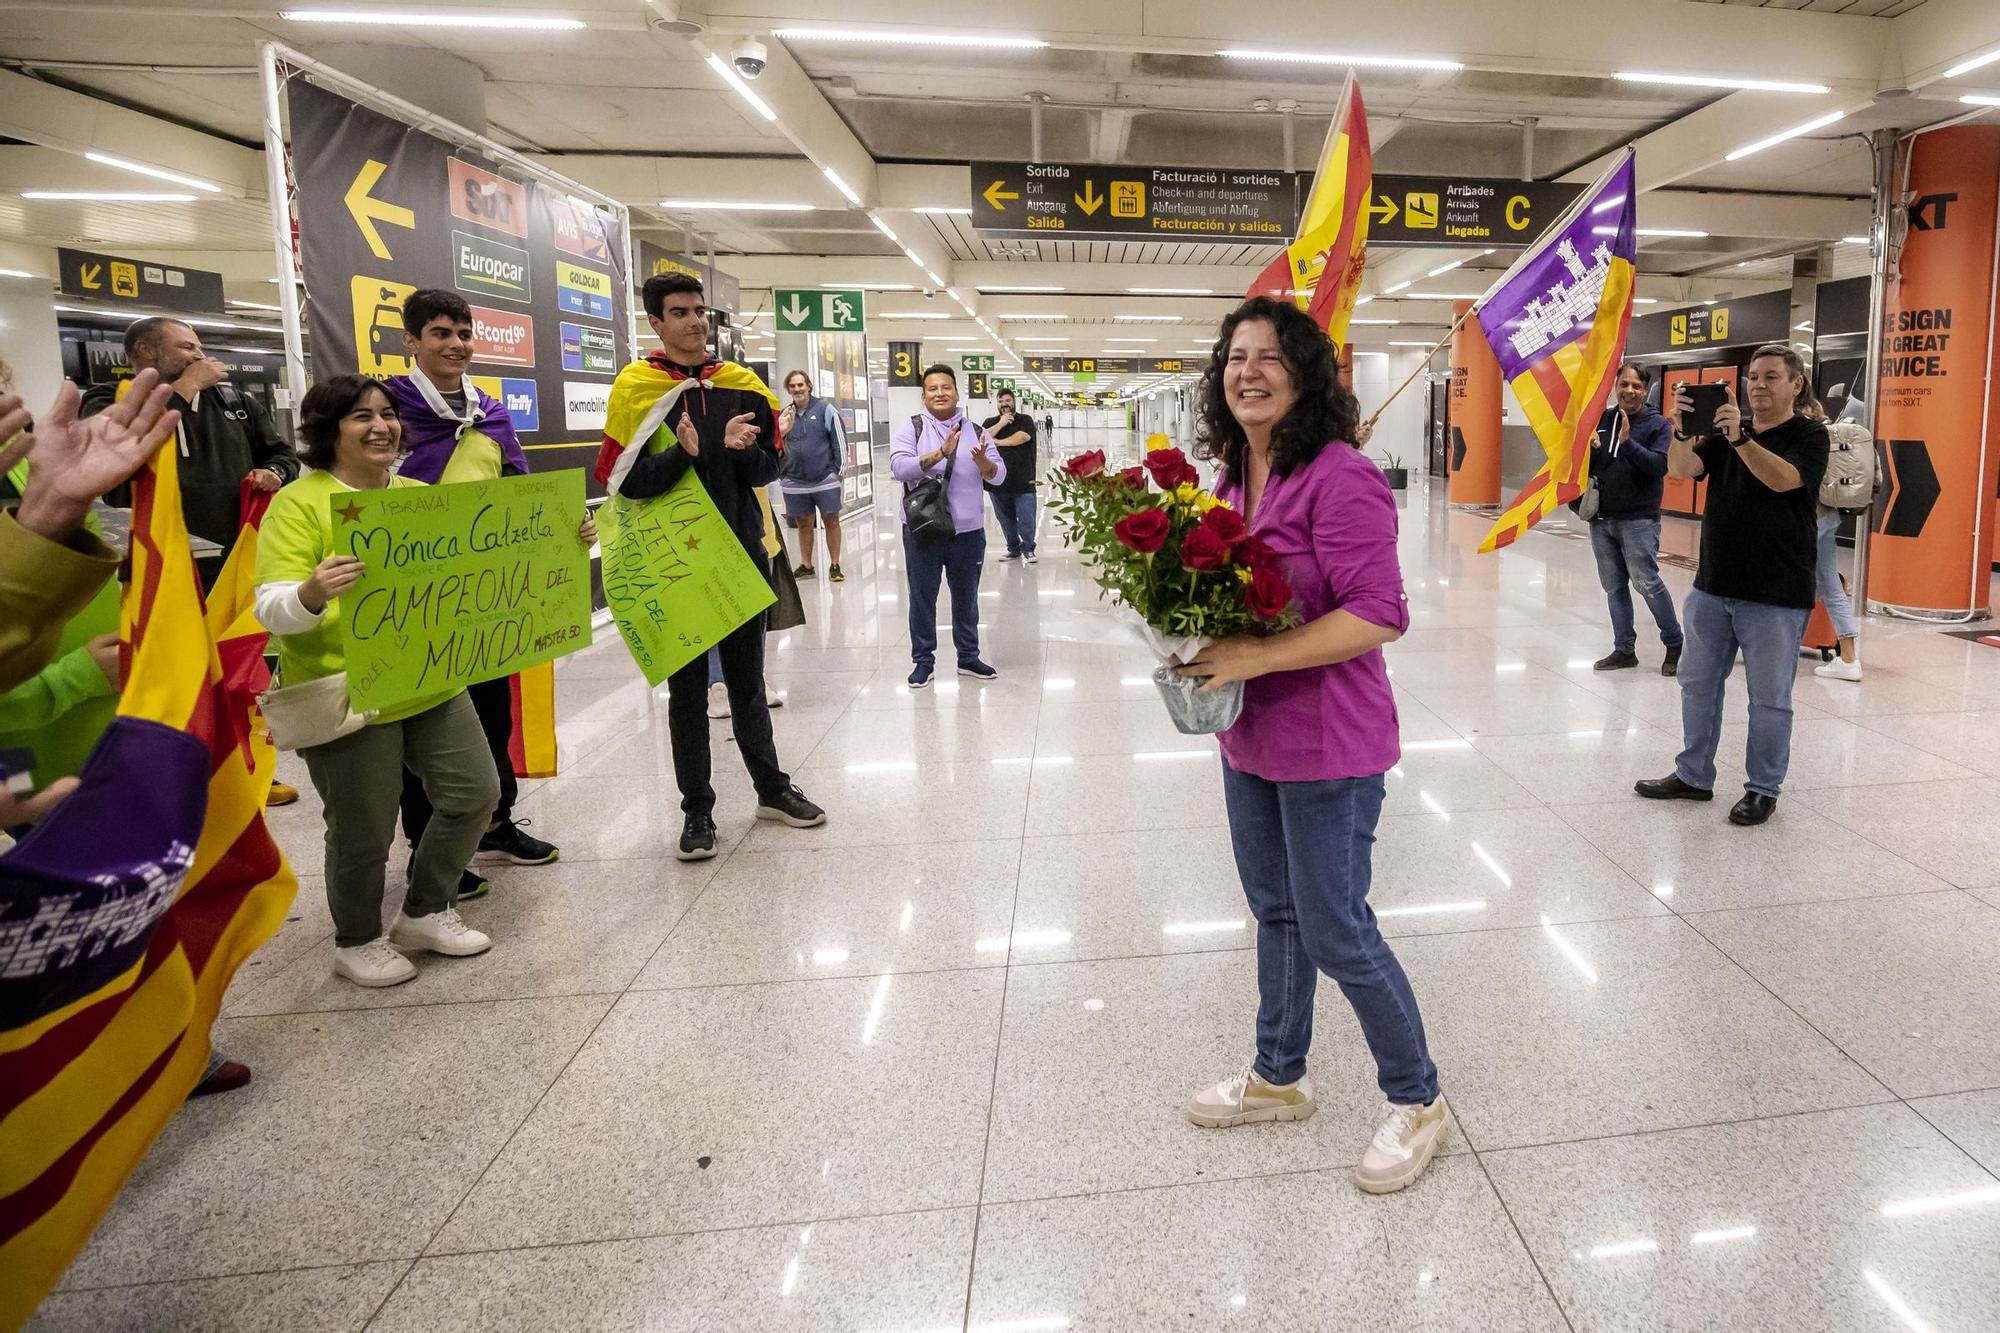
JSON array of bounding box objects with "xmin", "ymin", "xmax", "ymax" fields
[{"xmin": 1908, "ymin": 192, "xmax": 1957, "ymax": 232}]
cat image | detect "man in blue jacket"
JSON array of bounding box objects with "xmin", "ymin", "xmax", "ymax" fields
[{"xmin": 1589, "ymin": 364, "xmax": 1684, "ymax": 676}]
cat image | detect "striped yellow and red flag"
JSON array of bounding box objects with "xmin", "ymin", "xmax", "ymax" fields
[
  {"xmin": 1473, "ymin": 151, "xmax": 1639, "ymax": 553},
  {"xmin": 1246, "ymin": 75, "xmax": 1373, "ymax": 347},
  {"xmin": 508, "ymin": 661, "xmax": 558, "ymax": 779},
  {"xmin": 0, "ymin": 439, "xmax": 295, "ymax": 1324}
]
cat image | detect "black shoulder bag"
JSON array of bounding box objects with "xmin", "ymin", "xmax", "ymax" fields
[{"xmin": 901, "ymin": 413, "xmax": 957, "ymax": 544}]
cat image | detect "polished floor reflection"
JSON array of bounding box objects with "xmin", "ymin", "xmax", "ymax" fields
[{"xmin": 34, "ymin": 434, "xmax": 2000, "ymax": 1331}]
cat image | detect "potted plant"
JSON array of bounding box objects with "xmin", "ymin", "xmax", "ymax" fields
[{"xmin": 1378, "ymin": 451, "xmax": 1408, "ymax": 490}]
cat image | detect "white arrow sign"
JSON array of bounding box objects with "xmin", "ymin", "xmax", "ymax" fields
[{"xmin": 780, "ymin": 292, "xmax": 811, "ymax": 327}]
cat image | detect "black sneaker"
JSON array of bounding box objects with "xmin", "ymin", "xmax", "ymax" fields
[
  {"xmin": 677, "ymin": 813, "xmax": 718, "ymax": 861},
  {"xmin": 1662, "ymin": 645, "xmax": 1682, "ymax": 678},
  {"xmin": 405, "ymin": 856, "xmax": 492, "ymax": 900},
  {"xmin": 756, "ymin": 784, "xmax": 827, "ymax": 828},
  {"xmin": 997, "ymin": 552, "xmax": 1021, "ymax": 564},
  {"xmin": 795, "ymin": 564, "xmax": 815, "ymax": 579},
  {"xmin": 958, "ymin": 658, "xmax": 999, "ymax": 680},
  {"xmin": 1024, "ymin": 551, "xmax": 1038, "ymax": 564},
  {"xmin": 829, "ymin": 563, "xmax": 844, "ymax": 583},
  {"xmin": 1594, "ymin": 650, "xmax": 1640, "ymax": 672},
  {"xmin": 908, "ymin": 662, "xmax": 934, "ymax": 690},
  {"xmin": 477, "ymin": 817, "xmax": 558, "ymax": 865}
]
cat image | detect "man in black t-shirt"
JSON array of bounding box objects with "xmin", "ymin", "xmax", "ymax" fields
[
  {"xmin": 982, "ymin": 388, "xmax": 1040, "ymax": 563},
  {"xmin": 1636, "ymin": 345, "xmax": 1829, "ymax": 827}
]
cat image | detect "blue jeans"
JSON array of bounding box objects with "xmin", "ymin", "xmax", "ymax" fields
[
  {"xmin": 1591, "ymin": 516, "xmax": 1683, "ymax": 653},
  {"xmin": 706, "ymin": 647, "xmax": 723, "ymax": 686},
  {"xmin": 990, "ymin": 490, "xmax": 1038, "ymax": 556},
  {"xmin": 1675, "ymin": 588, "xmax": 1809, "ymax": 798},
  {"xmin": 1816, "ymin": 510, "xmax": 1860, "ymax": 641},
  {"xmin": 1220, "ymin": 763, "xmax": 1439, "ymax": 1104},
  {"xmin": 904, "ymin": 527, "xmax": 985, "ymax": 667}
]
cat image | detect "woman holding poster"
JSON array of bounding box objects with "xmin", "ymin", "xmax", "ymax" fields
[
  {"xmin": 252, "ymin": 376, "xmax": 591, "ymax": 989},
  {"xmin": 1174, "ymin": 298, "xmax": 1451, "ymax": 1196}
]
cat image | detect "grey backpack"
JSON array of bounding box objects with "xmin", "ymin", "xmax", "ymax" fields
[{"xmin": 1819, "ymin": 421, "xmax": 1876, "ymax": 512}]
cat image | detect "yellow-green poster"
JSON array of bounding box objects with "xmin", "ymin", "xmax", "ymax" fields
[
  {"xmin": 598, "ymin": 470, "xmax": 776, "ymax": 685},
  {"xmin": 336, "ymin": 471, "xmax": 593, "ymax": 711}
]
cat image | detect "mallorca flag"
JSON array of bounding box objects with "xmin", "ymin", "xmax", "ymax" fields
[
  {"xmin": 1473, "ymin": 150, "xmax": 1638, "ymax": 553},
  {"xmin": 0, "ymin": 441, "xmax": 295, "ymax": 1324},
  {"xmin": 1246, "ymin": 74, "xmax": 1372, "ymax": 348}
]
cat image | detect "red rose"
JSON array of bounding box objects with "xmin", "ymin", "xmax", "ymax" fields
[
  {"xmin": 1198, "ymin": 505, "xmax": 1247, "ymax": 546},
  {"xmin": 1061, "ymin": 449, "xmax": 1107, "ymax": 479},
  {"xmin": 1113, "ymin": 507, "xmax": 1172, "ymax": 554},
  {"xmin": 1119, "ymin": 465, "xmax": 1148, "ymax": 488},
  {"xmin": 1235, "ymin": 534, "xmax": 1279, "ymax": 570},
  {"xmin": 1143, "ymin": 447, "xmax": 1198, "ymax": 491},
  {"xmin": 1246, "ymin": 564, "xmax": 1293, "ymax": 619},
  {"xmin": 1180, "ymin": 524, "xmax": 1230, "ymax": 571}
]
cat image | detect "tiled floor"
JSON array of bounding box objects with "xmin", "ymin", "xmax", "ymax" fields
[{"xmin": 34, "ymin": 437, "xmax": 2000, "ymax": 1331}]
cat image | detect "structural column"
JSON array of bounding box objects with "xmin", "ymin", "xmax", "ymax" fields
[
  {"xmin": 1448, "ymin": 300, "xmax": 1502, "ymax": 505},
  {"xmin": 1868, "ymin": 124, "xmax": 2000, "ymax": 620}
]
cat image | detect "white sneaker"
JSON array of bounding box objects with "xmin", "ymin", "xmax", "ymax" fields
[
  {"xmin": 1185, "ymin": 1068, "xmax": 1316, "ymax": 1128},
  {"xmin": 1353, "ymin": 1095, "xmax": 1452, "ymax": 1194},
  {"xmin": 766, "ymin": 686, "xmax": 785, "ymax": 708},
  {"xmin": 333, "ymin": 937, "xmax": 416, "ymax": 988},
  {"xmin": 389, "ymin": 907, "xmax": 492, "ymax": 957},
  {"xmin": 706, "ymin": 681, "xmax": 730, "ymax": 719},
  {"xmin": 1814, "ymin": 657, "xmax": 1863, "ymax": 682}
]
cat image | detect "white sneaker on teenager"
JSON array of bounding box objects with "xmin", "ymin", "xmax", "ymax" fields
[
  {"xmin": 1353, "ymin": 1095, "xmax": 1453, "ymax": 1194},
  {"xmin": 706, "ymin": 682, "xmax": 731, "ymax": 719},
  {"xmin": 389, "ymin": 907, "xmax": 492, "ymax": 957},
  {"xmin": 333, "ymin": 937, "xmax": 416, "ymax": 988},
  {"xmin": 1185, "ymin": 1068, "xmax": 1316, "ymax": 1128},
  {"xmin": 1814, "ymin": 656, "xmax": 1863, "ymax": 682}
]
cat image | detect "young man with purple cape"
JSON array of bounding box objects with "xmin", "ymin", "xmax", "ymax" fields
[{"xmin": 383, "ymin": 289, "xmax": 560, "ymax": 889}]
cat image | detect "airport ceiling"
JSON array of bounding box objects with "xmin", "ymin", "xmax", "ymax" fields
[{"xmin": 1, "ymin": 0, "xmax": 1996, "ymax": 381}]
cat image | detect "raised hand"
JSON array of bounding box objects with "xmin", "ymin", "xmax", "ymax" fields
[
  {"xmin": 675, "ymin": 409, "xmax": 701, "ymax": 457},
  {"xmin": 940, "ymin": 421, "xmax": 963, "ymax": 458},
  {"xmin": 722, "ymin": 412, "xmax": 760, "ymax": 450},
  {"xmin": 4, "ymin": 370, "xmax": 180, "ymax": 543}
]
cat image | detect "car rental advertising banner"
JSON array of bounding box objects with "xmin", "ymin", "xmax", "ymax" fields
[{"xmin": 288, "ymin": 77, "xmax": 631, "ymax": 491}]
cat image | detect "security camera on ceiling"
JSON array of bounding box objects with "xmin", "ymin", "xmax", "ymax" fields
[{"xmin": 733, "ymin": 38, "xmax": 769, "ymax": 79}]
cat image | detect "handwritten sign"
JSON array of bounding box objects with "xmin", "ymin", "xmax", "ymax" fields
[
  {"xmin": 597, "ymin": 469, "xmax": 776, "ymax": 685},
  {"xmin": 335, "ymin": 471, "xmax": 592, "ymax": 711}
]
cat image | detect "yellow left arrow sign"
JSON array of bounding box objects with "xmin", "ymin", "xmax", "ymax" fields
[
  {"xmin": 79, "ymin": 263, "xmax": 103, "ymax": 290},
  {"xmin": 344, "ymin": 159, "xmax": 415, "ymax": 261},
  {"xmin": 983, "ymin": 179, "xmax": 1019, "ymax": 210}
]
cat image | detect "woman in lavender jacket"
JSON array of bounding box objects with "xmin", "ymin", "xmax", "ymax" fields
[
  {"xmin": 1177, "ymin": 296, "xmax": 1450, "ymax": 1196},
  {"xmin": 889, "ymin": 363, "xmax": 1003, "ymax": 690}
]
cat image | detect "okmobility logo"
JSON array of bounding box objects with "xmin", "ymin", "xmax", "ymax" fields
[
  {"xmin": 564, "ymin": 380, "xmax": 610, "ymax": 431},
  {"xmin": 453, "ymin": 229, "xmax": 531, "ymax": 304}
]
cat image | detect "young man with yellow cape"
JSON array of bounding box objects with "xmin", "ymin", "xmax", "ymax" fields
[{"xmin": 594, "ymin": 272, "xmax": 826, "ymax": 860}]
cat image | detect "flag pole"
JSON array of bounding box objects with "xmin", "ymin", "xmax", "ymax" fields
[{"xmin": 1359, "ymin": 304, "xmax": 1474, "ymax": 431}]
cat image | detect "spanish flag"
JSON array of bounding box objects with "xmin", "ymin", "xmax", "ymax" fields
[
  {"xmin": 1473, "ymin": 150, "xmax": 1639, "ymax": 553},
  {"xmin": 0, "ymin": 440, "xmax": 295, "ymax": 1324},
  {"xmin": 1247, "ymin": 74, "xmax": 1373, "ymax": 349}
]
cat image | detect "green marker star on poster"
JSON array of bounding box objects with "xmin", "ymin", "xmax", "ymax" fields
[{"xmin": 332, "ymin": 470, "xmax": 594, "ymax": 711}]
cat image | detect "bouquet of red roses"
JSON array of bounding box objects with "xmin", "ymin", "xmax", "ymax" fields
[{"xmin": 1050, "ymin": 445, "xmax": 1297, "ymax": 732}]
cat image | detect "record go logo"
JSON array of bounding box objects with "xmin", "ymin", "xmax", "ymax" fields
[{"xmin": 470, "ymin": 306, "xmax": 535, "ymax": 368}]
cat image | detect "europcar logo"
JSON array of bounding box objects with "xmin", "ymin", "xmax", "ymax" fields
[{"xmin": 453, "ymin": 229, "xmax": 531, "ymax": 303}]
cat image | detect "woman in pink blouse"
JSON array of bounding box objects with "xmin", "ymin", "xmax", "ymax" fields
[{"xmin": 1177, "ymin": 296, "xmax": 1450, "ymax": 1195}]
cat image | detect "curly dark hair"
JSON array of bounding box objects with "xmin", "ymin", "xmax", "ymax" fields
[
  {"xmin": 297, "ymin": 375, "xmax": 397, "ymax": 469},
  {"xmin": 1192, "ymin": 296, "xmax": 1360, "ymax": 482}
]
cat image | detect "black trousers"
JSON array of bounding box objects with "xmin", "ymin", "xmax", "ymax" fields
[
  {"xmin": 402, "ymin": 673, "xmax": 517, "ymax": 844},
  {"xmin": 666, "ymin": 555, "xmax": 788, "ymax": 816}
]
